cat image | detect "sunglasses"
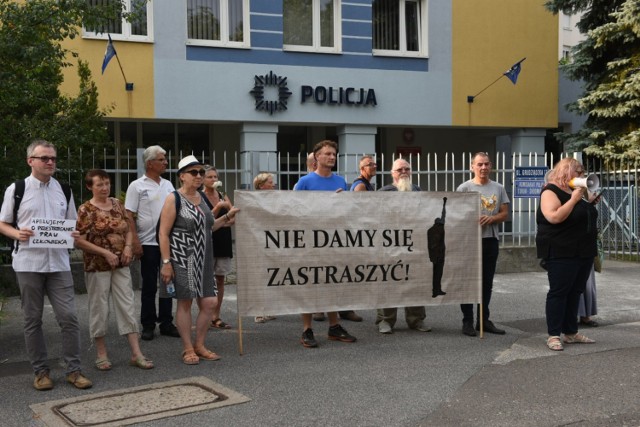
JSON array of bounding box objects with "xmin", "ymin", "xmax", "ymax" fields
[
  {"xmin": 30, "ymin": 156, "xmax": 57, "ymax": 163},
  {"xmin": 184, "ymin": 169, "xmax": 206, "ymax": 177}
]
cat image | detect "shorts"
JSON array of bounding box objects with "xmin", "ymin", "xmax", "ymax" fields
[{"xmin": 214, "ymin": 257, "xmax": 232, "ymax": 276}]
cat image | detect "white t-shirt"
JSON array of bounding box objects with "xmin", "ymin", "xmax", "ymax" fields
[{"xmin": 125, "ymin": 175, "xmax": 175, "ymax": 246}]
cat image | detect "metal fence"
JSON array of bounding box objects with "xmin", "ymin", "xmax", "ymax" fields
[{"xmin": 3, "ymin": 148, "xmax": 639, "ymax": 260}]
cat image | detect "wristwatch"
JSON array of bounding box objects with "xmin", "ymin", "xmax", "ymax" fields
[{"xmin": 162, "ymin": 259, "xmax": 171, "ymax": 265}]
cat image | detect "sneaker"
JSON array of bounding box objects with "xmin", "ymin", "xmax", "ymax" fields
[
  {"xmin": 141, "ymin": 327, "xmax": 155, "ymax": 341},
  {"xmin": 33, "ymin": 370, "xmax": 53, "ymax": 391},
  {"xmin": 301, "ymin": 328, "xmax": 318, "ymax": 348},
  {"xmin": 66, "ymin": 371, "xmax": 93, "ymax": 390},
  {"xmin": 462, "ymin": 320, "xmax": 477, "ymax": 337},
  {"xmin": 410, "ymin": 320, "xmax": 432, "ymax": 332},
  {"xmin": 378, "ymin": 320, "xmax": 393, "ymax": 334},
  {"xmin": 339, "ymin": 310, "xmax": 363, "ymax": 322},
  {"xmin": 160, "ymin": 323, "xmax": 180, "ymax": 337},
  {"xmin": 476, "ymin": 320, "xmax": 506, "ymax": 335},
  {"xmin": 328, "ymin": 324, "xmax": 357, "ymax": 343}
]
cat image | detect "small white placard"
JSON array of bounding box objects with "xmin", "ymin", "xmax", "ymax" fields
[{"xmin": 29, "ymin": 218, "xmax": 77, "ymax": 249}]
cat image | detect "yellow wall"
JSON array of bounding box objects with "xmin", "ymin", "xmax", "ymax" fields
[
  {"xmin": 60, "ymin": 37, "xmax": 154, "ymax": 119},
  {"xmin": 452, "ymin": 0, "xmax": 558, "ymax": 127}
]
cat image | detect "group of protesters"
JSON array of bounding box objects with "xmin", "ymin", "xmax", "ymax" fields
[
  {"xmin": 0, "ymin": 138, "xmax": 599, "ymax": 391},
  {"xmin": 0, "ymin": 140, "xmax": 241, "ymax": 390}
]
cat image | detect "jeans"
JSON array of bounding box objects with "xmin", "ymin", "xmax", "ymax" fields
[
  {"xmin": 545, "ymin": 256, "xmax": 593, "ymax": 336},
  {"xmin": 461, "ymin": 238, "xmax": 499, "ymax": 322},
  {"xmin": 16, "ymin": 271, "xmax": 81, "ymax": 375},
  {"xmin": 140, "ymin": 245, "xmax": 173, "ymax": 330}
]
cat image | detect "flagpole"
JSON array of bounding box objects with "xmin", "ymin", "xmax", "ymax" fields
[
  {"xmin": 103, "ymin": 34, "xmax": 133, "ymax": 91},
  {"xmin": 114, "ymin": 54, "xmax": 134, "ymax": 91},
  {"xmin": 467, "ymin": 57, "xmax": 526, "ymax": 103},
  {"xmin": 466, "ymin": 74, "xmax": 505, "ymax": 103}
]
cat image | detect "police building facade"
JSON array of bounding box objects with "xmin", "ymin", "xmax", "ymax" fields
[{"xmin": 64, "ymin": 0, "xmax": 559, "ymax": 189}]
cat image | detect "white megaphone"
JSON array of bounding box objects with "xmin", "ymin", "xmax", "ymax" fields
[{"xmin": 569, "ymin": 174, "xmax": 600, "ymax": 192}]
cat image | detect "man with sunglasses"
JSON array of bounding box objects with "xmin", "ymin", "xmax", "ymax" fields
[
  {"xmin": 125, "ymin": 145, "xmax": 180, "ymax": 341},
  {"xmin": 0, "ymin": 139, "xmax": 92, "ymax": 391},
  {"xmin": 376, "ymin": 158, "xmax": 431, "ymax": 334},
  {"xmin": 457, "ymin": 152, "xmax": 510, "ymax": 337},
  {"xmin": 350, "ymin": 154, "xmax": 376, "ymax": 192}
]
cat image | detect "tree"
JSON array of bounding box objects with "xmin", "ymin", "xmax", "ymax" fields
[
  {"xmin": 546, "ymin": 0, "xmax": 640, "ymax": 160},
  {"xmin": 0, "ymin": 0, "xmax": 126, "ymax": 184}
]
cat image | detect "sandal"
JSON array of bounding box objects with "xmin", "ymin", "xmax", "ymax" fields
[
  {"xmin": 563, "ymin": 333, "xmax": 595, "ymax": 344},
  {"xmin": 547, "ymin": 336, "xmax": 564, "ymax": 351},
  {"xmin": 194, "ymin": 346, "xmax": 221, "ymax": 361},
  {"xmin": 129, "ymin": 356, "xmax": 154, "ymax": 370},
  {"xmin": 210, "ymin": 318, "xmax": 232, "ymax": 329},
  {"xmin": 254, "ymin": 316, "xmax": 266, "ymax": 323},
  {"xmin": 95, "ymin": 357, "xmax": 112, "ymax": 371},
  {"xmin": 182, "ymin": 348, "xmax": 200, "ymax": 365}
]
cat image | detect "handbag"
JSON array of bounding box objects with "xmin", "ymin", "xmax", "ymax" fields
[{"xmin": 594, "ymin": 232, "xmax": 604, "ymax": 273}]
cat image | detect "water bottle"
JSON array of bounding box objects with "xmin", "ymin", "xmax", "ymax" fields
[{"xmin": 166, "ymin": 281, "xmax": 176, "ymax": 298}]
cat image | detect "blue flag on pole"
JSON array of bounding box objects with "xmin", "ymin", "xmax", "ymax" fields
[
  {"xmin": 504, "ymin": 58, "xmax": 525, "ymax": 85},
  {"xmin": 101, "ymin": 34, "xmax": 117, "ymax": 75}
]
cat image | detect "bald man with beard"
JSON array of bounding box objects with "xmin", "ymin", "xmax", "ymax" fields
[{"xmin": 375, "ymin": 158, "xmax": 431, "ymax": 335}]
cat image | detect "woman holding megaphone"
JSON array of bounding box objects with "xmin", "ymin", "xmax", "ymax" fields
[{"xmin": 536, "ymin": 158, "xmax": 599, "ymax": 351}]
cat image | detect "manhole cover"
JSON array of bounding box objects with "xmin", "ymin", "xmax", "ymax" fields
[{"xmin": 31, "ymin": 376, "xmax": 250, "ymax": 426}]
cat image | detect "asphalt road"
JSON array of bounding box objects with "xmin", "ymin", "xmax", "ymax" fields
[{"xmin": 0, "ymin": 260, "xmax": 638, "ymax": 426}]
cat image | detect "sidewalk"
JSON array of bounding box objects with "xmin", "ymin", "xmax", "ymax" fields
[{"xmin": 0, "ymin": 260, "xmax": 639, "ymax": 426}]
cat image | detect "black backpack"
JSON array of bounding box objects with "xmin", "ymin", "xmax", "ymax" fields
[
  {"xmin": 9, "ymin": 179, "xmax": 72, "ymax": 251},
  {"xmin": 155, "ymin": 190, "xmax": 212, "ymax": 244}
]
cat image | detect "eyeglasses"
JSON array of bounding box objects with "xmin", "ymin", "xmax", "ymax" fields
[
  {"xmin": 364, "ymin": 163, "xmax": 377, "ymax": 168},
  {"xmin": 153, "ymin": 158, "xmax": 168, "ymax": 163},
  {"xmin": 30, "ymin": 156, "xmax": 57, "ymax": 163},
  {"xmin": 393, "ymin": 167, "xmax": 411, "ymax": 172},
  {"xmin": 575, "ymin": 169, "xmax": 585, "ymax": 175},
  {"xmin": 184, "ymin": 169, "xmax": 206, "ymax": 177}
]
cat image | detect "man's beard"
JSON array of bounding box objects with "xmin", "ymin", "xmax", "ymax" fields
[{"xmin": 396, "ymin": 176, "xmax": 412, "ymax": 192}]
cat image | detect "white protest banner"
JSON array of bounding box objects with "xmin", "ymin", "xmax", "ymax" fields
[
  {"xmin": 29, "ymin": 218, "xmax": 76, "ymax": 249},
  {"xmin": 234, "ymin": 191, "xmax": 481, "ymax": 316}
]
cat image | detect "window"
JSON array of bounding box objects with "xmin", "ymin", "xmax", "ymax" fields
[
  {"xmin": 562, "ymin": 13, "xmax": 571, "ymax": 30},
  {"xmin": 373, "ymin": 0, "xmax": 427, "ymax": 57},
  {"xmin": 84, "ymin": 0, "xmax": 152, "ymax": 42},
  {"xmin": 187, "ymin": 0, "xmax": 250, "ymax": 48},
  {"xmin": 283, "ymin": 0, "xmax": 341, "ymax": 53}
]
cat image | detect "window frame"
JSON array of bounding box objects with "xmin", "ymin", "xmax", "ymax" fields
[
  {"xmin": 186, "ymin": 0, "xmax": 251, "ymax": 49},
  {"xmin": 282, "ymin": 0, "xmax": 342, "ymax": 54},
  {"xmin": 372, "ymin": 0, "xmax": 428, "ymax": 58},
  {"xmin": 82, "ymin": 0, "xmax": 154, "ymax": 43}
]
